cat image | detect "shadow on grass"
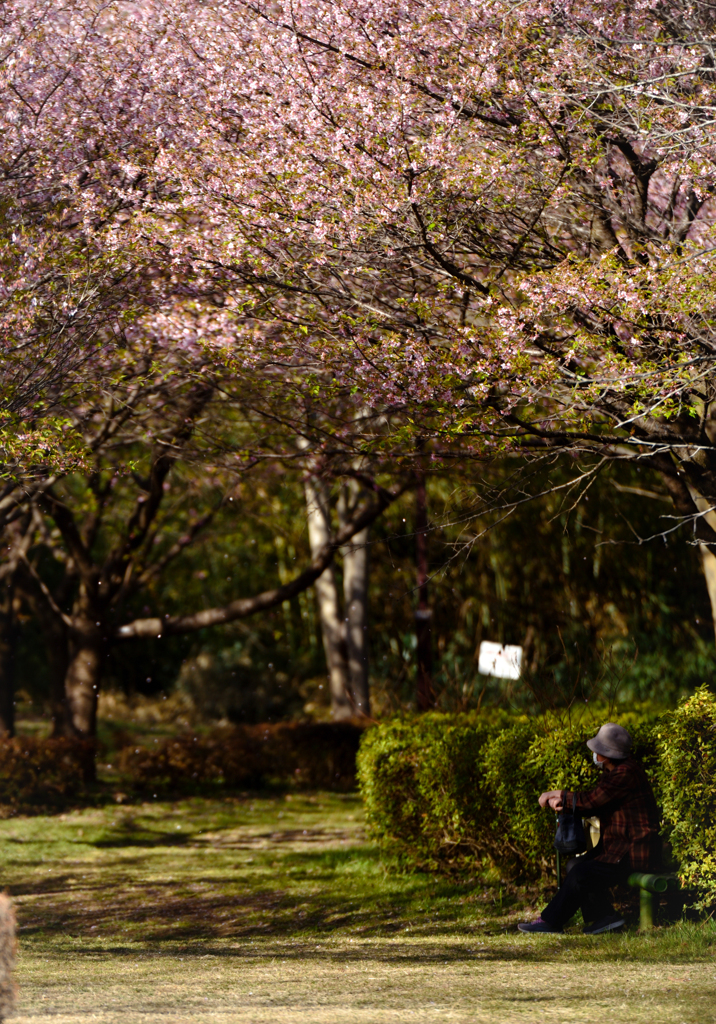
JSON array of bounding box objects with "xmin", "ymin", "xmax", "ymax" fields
[
  {"xmin": 13, "ymin": 840, "xmax": 518, "ymax": 943},
  {"xmin": 91, "ymin": 818, "xmax": 363, "ymax": 851},
  {"xmin": 11, "ymin": 814, "xmax": 712, "ymax": 965},
  {"xmin": 32, "ymin": 927, "xmax": 716, "ymax": 967},
  {"xmin": 44, "ymin": 941, "xmax": 557, "ymax": 964},
  {"xmin": 92, "ymin": 829, "xmax": 193, "ymax": 849}
]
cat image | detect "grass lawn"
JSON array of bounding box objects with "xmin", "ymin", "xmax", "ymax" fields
[{"xmin": 1, "ymin": 791, "xmax": 715, "ymax": 1023}]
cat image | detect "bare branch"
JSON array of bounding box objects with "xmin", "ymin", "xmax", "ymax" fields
[{"xmin": 115, "ymin": 479, "xmax": 407, "ymax": 639}]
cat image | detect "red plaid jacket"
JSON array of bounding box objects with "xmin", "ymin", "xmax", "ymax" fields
[{"xmin": 562, "ymin": 758, "xmax": 660, "ymax": 871}]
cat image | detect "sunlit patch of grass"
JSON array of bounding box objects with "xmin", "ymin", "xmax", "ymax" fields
[{"xmin": 3, "ymin": 794, "xmax": 716, "ymax": 1022}]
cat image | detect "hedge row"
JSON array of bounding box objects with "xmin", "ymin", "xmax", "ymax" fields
[
  {"xmin": 118, "ymin": 721, "xmax": 364, "ymax": 792},
  {"xmin": 0, "ymin": 737, "xmax": 94, "ymax": 809},
  {"xmin": 356, "ymin": 686, "xmax": 716, "ymax": 909},
  {"xmin": 0, "ymin": 722, "xmax": 363, "ymax": 810}
]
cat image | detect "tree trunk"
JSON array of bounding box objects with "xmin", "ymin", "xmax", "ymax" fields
[
  {"xmin": 652, "ymin": 462, "xmax": 716, "ymax": 644},
  {"xmin": 683, "ymin": 486, "xmax": 716, "ymax": 644},
  {"xmin": 0, "ymin": 581, "xmax": 16, "ymax": 738},
  {"xmin": 415, "ymin": 465, "xmax": 434, "ymax": 710},
  {"xmin": 700, "ymin": 546, "xmax": 716, "ymax": 641},
  {"xmin": 339, "ymin": 483, "xmax": 370, "ymax": 717},
  {"xmin": 64, "ymin": 623, "xmax": 104, "ymax": 740},
  {"xmin": 304, "ymin": 477, "xmax": 352, "ymax": 720}
]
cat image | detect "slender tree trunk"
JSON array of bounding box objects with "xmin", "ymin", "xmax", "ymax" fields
[
  {"xmin": 339, "ymin": 482, "xmax": 370, "ymax": 717},
  {"xmin": 0, "ymin": 519, "xmax": 37, "ymax": 738},
  {"xmin": 304, "ymin": 477, "xmax": 352, "ymax": 720},
  {"xmin": 65, "ymin": 621, "xmax": 104, "ymax": 740},
  {"xmin": 699, "ymin": 546, "xmax": 716, "ymax": 641},
  {"xmin": 343, "ymin": 528, "xmax": 370, "ymax": 716},
  {"xmin": 415, "ymin": 465, "xmax": 434, "ymax": 711},
  {"xmin": 653, "ymin": 464, "xmax": 716, "ymax": 643},
  {"xmin": 0, "ymin": 581, "xmax": 16, "ymax": 738},
  {"xmin": 684, "ymin": 486, "xmax": 716, "ymax": 643}
]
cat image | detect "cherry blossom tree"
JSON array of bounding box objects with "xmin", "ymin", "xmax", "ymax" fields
[
  {"xmin": 2, "ymin": 358, "xmax": 401, "ymax": 739},
  {"xmin": 5, "ymin": 0, "xmax": 716, "ymax": 661},
  {"xmin": 4, "ymin": 3, "xmax": 715, "ymax": 467}
]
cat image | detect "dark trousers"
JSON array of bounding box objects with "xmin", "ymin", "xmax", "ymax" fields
[{"xmin": 541, "ymin": 856, "xmax": 630, "ymax": 928}]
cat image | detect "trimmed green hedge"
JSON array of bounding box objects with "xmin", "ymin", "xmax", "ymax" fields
[
  {"xmin": 659, "ymin": 687, "xmax": 716, "ymax": 909},
  {"xmin": 357, "ymin": 687, "xmax": 716, "ymax": 907}
]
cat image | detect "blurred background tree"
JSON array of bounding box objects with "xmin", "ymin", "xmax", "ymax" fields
[
  {"xmin": 4, "ymin": 0, "xmax": 716, "ymax": 741},
  {"xmin": 10, "ymin": 452, "xmax": 711, "ymax": 729}
]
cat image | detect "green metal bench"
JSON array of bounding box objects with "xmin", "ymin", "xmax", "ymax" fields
[
  {"xmin": 555, "ymin": 817, "xmax": 680, "ymax": 930},
  {"xmin": 556, "ymin": 833, "xmax": 679, "ymax": 931},
  {"xmin": 627, "ymin": 872, "xmax": 679, "ymax": 930}
]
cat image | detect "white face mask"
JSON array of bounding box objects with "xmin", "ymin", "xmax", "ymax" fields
[{"xmin": 593, "ymin": 752, "xmax": 602, "ymax": 766}]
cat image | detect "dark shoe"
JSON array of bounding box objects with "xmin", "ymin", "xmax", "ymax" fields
[
  {"xmin": 517, "ymin": 917, "xmax": 563, "ymax": 934},
  {"xmin": 583, "ymin": 914, "xmax": 625, "ymax": 935}
]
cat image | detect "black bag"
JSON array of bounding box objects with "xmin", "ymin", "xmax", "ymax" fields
[{"xmin": 554, "ymin": 794, "xmax": 587, "ymax": 855}]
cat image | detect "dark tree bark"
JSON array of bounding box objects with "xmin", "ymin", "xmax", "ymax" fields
[
  {"xmin": 0, "ymin": 581, "xmax": 16, "ymax": 738},
  {"xmin": 64, "ymin": 626, "xmax": 104, "ymax": 740},
  {"xmin": 343, "ymin": 525, "xmax": 370, "ymax": 716},
  {"xmin": 339, "ymin": 480, "xmax": 371, "ymax": 717},
  {"xmin": 0, "ymin": 518, "xmax": 40, "ymax": 738},
  {"xmin": 415, "ymin": 465, "xmax": 434, "ymax": 711},
  {"xmin": 115, "ymin": 482, "xmax": 400, "ymax": 640},
  {"xmin": 39, "ymin": 610, "xmax": 71, "ymax": 738},
  {"xmin": 32, "ymin": 473, "xmax": 403, "ymax": 738},
  {"xmin": 304, "ymin": 474, "xmax": 352, "ymax": 720}
]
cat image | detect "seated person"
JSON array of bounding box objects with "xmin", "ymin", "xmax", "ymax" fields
[{"xmin": 518, "ymin": 722, "xmax": 660, "ymax": 935}]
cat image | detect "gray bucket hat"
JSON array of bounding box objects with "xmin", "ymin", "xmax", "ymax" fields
[{"xmin": 586, "ymin": 722, "xmax": 632, "ymax": 760}]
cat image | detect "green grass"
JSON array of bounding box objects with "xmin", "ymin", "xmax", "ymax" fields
[{"xmin": 3, "ymin": 792, "xmax": 716, "ymax": 1022}]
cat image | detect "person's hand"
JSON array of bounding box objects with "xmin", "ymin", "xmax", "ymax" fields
[
  {"xmin": 548, "ymin": 795, "xmax": 563, "ymax": 812},
  {"xmin": 538, "ymin": 790, "xmax": 561, "ymax": 809}
]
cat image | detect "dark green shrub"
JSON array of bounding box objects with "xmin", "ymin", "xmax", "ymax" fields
[
  {"xmin": 479, "ymin": 718, "xmax": 571, "ymax": 872},
  {"xmin": 357, "ymin": 711, "xmax": 514, "ymax": 874},
  {"xmin": 355, "ymin": 718, "xmax": 431, "ymax": 868},
  {"xmin": 358, "ymin": 707, "xmax": 665, "ymax": 881},
  {"xmin": 658, "ymin": 685, "xmax": 716, "ymax": 910}
]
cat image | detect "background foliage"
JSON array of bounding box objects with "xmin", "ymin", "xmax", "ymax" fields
[{"xmin": 12, "ymin": 458, "xmax": 714, "ymax": 721}]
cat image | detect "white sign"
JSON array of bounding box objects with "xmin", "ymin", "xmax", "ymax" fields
[{"xmin": 478, "ymin": 641, "xmax": 523, "ymax": 680}]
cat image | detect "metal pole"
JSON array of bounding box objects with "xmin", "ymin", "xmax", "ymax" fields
[{"xmin": 639, "ymin": 887, "xmax": 654, "ymax": 931}]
